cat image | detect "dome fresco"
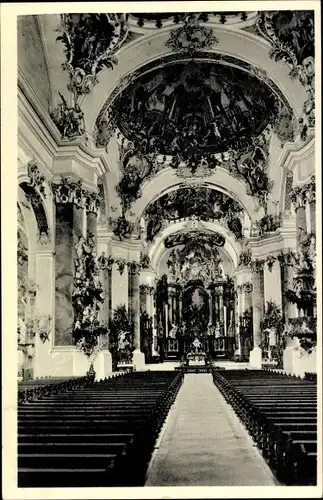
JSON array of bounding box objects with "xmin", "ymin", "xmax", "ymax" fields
[{"xmin": 112, "ymin": 61, "xmax": 279, "ymax": 156}]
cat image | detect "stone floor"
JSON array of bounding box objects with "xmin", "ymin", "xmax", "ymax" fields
[{"xmin": 145, "ymin": 373, "xmax": 280, "ymax": 487}]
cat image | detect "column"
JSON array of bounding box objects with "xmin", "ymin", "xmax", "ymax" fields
[
  {"xmin": 128, "ymin": 262, "xmax": 145, "ymax": 370},
  {"xmin": 152, "ymin": 287, "xmax": 158, "ymax": 356},
  {"xmin": 218, "ymin": 284, "xmax": 224, "ymax": 333},
  {"xmin": 111, "ymin": 259, "xmax": 128, "ymax": 311},
  {"xmin": 235, "ymin": 285, "xmax": 242, "ymax": 355},
  {"xmin": 178, "ymin": 288, "xmax": 183, "ymax": 324},
  {"xmin": 34, "ymin": 249, "xmax": 55, "ymax": 378},
  {"xmin": 208, "ymin": 288, "xmax": 213, "ymax": 325},
  {"xmin": 263, "ymin": 259, "xmax": 282, "ymax": 309},
  {"xmin": 293, "ymin": 194, "xmax": 307, "ymax": 242},
  {"xmin": 284, "ymin": 264, "xmax": 298, "ymax": 319},
  {"xmin": 95, "ymin": 250, "xmax": 113, "ymax": 378},
  {"xmin": 140, "ymin": 284, "xmax": 148, "ymax": 314},
  {"xmin": 54, "ymin": 201, "xmax": 85, "ymax": 347},
  {"xmin": 87, "ymin": 211, "xmax": 97, "ymax": 242},
  {"xmin": 250, "ymin": 264, "xmax": 264, "ymax": 368},
  {"xmin": 307, "ymin": 186, "xmax": 316, "ymax": 234}
]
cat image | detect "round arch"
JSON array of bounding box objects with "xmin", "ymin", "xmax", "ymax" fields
[
  {"xmin": 149, "ymin": 219, "xmax": 243, "ymax": 272},
  {"xmin": 18, "ymin": 163, "xmax": 53, "ymax": 246},
  {"xmin": 82, "ymin": 26, "xmax": 307, "ymax": 133},
  {"xmin": 129, "ymin": 166, "xmax": 263, "ymax": 224}
]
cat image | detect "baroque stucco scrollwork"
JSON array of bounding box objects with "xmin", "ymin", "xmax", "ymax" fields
[{"xmin": 52, "ymin": 176, "xmax": 101, "ymax": 213}]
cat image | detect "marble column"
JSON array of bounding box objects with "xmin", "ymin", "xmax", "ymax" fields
[
  {"xmin": 218, "ymin": 284, "xmax": 224, "ymax": 333},
  {"xmin": 54, "ymin": 202, "xmax": 85, "ymax": 346},
  {"xmin": 178, "ymin": 288, "xmax": 183, "ymax": 324},
  {"xmin": 284, "ymin": 264, "xmax": 298, "ymax": 319},
  {"xmin": 111, "ymin": 260, "xmax": 128, "ymax": 311},
  {"xmin": 128, "ymin": 262, "xmax": 145, "ymax": 369},
  {"xmin": 208, "ymin": 288, "xmax": 213, "ymax": 325},
  {"xmin": 264, "ymin": 260, "xmax": 282, "ymax": 309},
  {"xmin": 34, "ymin": 249, "xmax": 55, "ymax": 378},
  {"xmin": 140, "ymin": 284, "xmax": 147, "ymax": 314},
  {"xmin": 293, "ymin": 195, "xmax": 307, "ymax": 242},
  {"xmin": 250, "ymin": 265, "xmax": 264, "ymax": 368},
  {"xmin": 97, "ymin": 251, "xmax": 114, "ymax": 336},
  {"xmin": 306, "ymin": 186, "xmax": 316, "ymax": 235},
  {"xmin": 87, "ymin": 211, "xmax": 97, "ymax": 242},
  {"xmin": 94, "ymin": 251, "xmax": 113, "ymax": 379}
]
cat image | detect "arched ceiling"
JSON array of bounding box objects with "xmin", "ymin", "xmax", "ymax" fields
[
  {"xmin": 149, "ymin": 218, "xmax": 242, "ymax": 275},
  {"xmin": 18, "ymin": 10, "xmax": 315, "ymax": 276},
  {"xmin": 109, "ymin": 61, "xmax": 279, "ymax": 156},
  {"xmin": 129, "ymin": 167, "xmax": 263, "ymax": 224},
  {"xmin": 143, "ymin": 185, "xmax": 245, "ymax": 242}
]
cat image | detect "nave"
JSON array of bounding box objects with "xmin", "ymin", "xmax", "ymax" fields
[
  {"xmin": 18, "ymin": 365, "xmax": 317, "ymax": 488},
  {"xmin": 11, "ymin": 8, "xmax": 319, "ymax": 494},
  {"xmin": 145, "ymin": 373, "xmax": 279, "ymax": 486}
]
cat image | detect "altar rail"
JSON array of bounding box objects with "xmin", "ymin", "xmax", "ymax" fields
[{"xmin": 211, "ymin": 369, "xmax": 317, "ymax": 485}]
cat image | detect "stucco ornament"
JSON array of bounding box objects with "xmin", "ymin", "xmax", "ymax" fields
[{"xmin": 165, "ymin": 13, "xmax": 219, "ymax": 55}]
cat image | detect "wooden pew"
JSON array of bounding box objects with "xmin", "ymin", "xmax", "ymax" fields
[
  {"xmin": 211, "ymin": 368, "xmax": 317, "ymax": 485},
  {"xmin": 18, "ymin": 371, "xmax": 183, "ymax": 487}
]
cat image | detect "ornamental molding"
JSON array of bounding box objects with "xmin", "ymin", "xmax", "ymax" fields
[
  {"xmin": 53, "ymin": 143, "xmax": 111, "ymax": 179},
  {"xmin": 52, "ymin": 176, "xmax": 101, "ymax": 213},
  {"xmin": 248, "ymin": 233, "xmax": 296, "ymax": 260},
  {"xmin": 57, "ymin": 14, "xmax": 128, "ymax": 102},
  {"xmin": 18, "ymin": 88, "xmax": 110, "ymax": 178},
  {"xmin": 139, "ymin": 284, "xmax": 154, "ymax": 296},
  {"xmin": 290, "ymin": 175, "xmax": 315, "ymax": 208},
  {"xmin": 127, "ymin": 261, "xmax": 141, "ymax": 275},
  {"xmin": 278, "ymin": 134, "xmax": 315, "ymax": 172},
  {"xmin": 98, "ymin": 252, "xmax": 114, "ymax": 271},
  {"xmin": 237, "ymin": 282, "xmax": 253, "ymax": 295},
  {"xmin": 165, "ymin": 14, "xmax": 219, "ymax": 55}
]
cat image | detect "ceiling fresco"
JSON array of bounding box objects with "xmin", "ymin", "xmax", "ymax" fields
[
  {"xmin": 144, "ymin": 187, "xmax": 244, "ymax": 243},
  {"xmin": 111, "ymin": 61, "xmax": 278, "ymax": 157},
  {"xmin": 164, "ymin": 230, "xmax": 226, "ymax": 249}
]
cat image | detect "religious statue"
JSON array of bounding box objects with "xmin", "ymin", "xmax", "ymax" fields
[
  {"xmin": 169, "ymin": 324, "xmax": 178, "ymax": 339},
  {"xmin": 118, "ymin": 330, "xmax": 130, "ymax": 351},
  {"xmin": 207, "ymin": 323, "xmax": 215, "ymax": 336},
  {"xmin": 214, "ymin": 323, "xmax": 221, "ymax": 338}
]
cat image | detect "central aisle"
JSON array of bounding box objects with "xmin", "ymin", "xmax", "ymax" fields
[{"xmin": 145, "ymin": 373, "xmax": 279, "ymax": 486}]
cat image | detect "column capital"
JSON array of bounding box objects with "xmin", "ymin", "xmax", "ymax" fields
[
  {"xmin": 52, "ymin": 175, "xmax": 101, "ymax": 214},
  {"xmin": 127, "ymin": 261, "xmax": 141, "ymax": 276},
  {"xmin": 98, "ymin": 252, "xmax": 114, "ymax": 271},
  {"xmin": 250, "ymin": 258, "xmax": 265, "ymax": 274},
  {"xmin": 139, "ymin": 284, "xmax": 154, "ymax": 296}
]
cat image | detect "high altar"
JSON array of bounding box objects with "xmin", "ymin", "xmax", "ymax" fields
[{"xmin": 154, "ymin": 231, "xmax": 236, "ymax": 361}]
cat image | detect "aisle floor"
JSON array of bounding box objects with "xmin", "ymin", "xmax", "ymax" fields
[{"xmin": 145, "ymin": 373, "xmax": 280, "ymax": 486}]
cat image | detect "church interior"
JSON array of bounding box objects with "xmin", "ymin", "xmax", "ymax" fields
[{"xmin": 15, "ymin": 9, "xmax": 319, "ymax": 490}]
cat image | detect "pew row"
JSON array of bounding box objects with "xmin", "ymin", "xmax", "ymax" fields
[
  {"xmin": 18, "ymin": 371, "xmax": 183, "ymax": 487},
  {"xmin": 211, "ymin": 369, "xmax": 317, "ymax": 486}
]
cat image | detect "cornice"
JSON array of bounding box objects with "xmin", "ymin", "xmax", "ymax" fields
[
  {"xmin": 18, "ymin": 85, "xmax": 111, "ymax": 179},
  {"xmin": 278, "ymin": 133, "xmax": 315, "ymax": 172},
  {"xmin": 109, "ymin": 239, "xmax": 144, "ymax": 253},
  {"xmin": 249, "ymin": 229, "xmax": 297, "ymax": 258}
]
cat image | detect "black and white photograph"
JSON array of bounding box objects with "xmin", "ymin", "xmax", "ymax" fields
[{"xmin": 1, "ymin": 1, "xmax": 321, "ymax": 498}]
